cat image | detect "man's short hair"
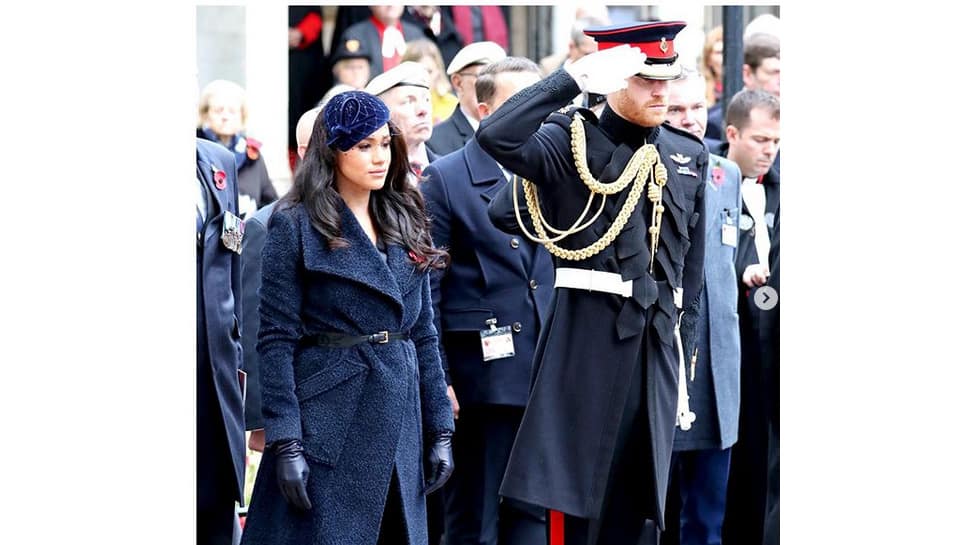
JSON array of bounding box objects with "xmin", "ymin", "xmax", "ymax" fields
[
  {"xmin": 475, "ymin": 57, "xmax": 543, "ymax": 106},
  {"xmin": 674, "ymin": 66, "xmax": 706, "ymax": 88},
  {"xmin": 743, "ymin": 32, "xmax": 780, "ymax": 70},
  {"xmin": 724, "ymin": 88, "xmax": 780, "ymax": 132},
  {"xmin": 570, "ymin": 16, "xmax": 609, "ymax": 46}
]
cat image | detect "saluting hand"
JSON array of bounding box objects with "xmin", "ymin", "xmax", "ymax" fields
[{"xmin": 564, "ymin": 44, "xmax": 647, "ymax": 96}]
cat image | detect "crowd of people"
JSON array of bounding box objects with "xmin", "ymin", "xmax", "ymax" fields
[{"xmin": 196, "ymin": 6, "xmax": 780, "ymax": 545}]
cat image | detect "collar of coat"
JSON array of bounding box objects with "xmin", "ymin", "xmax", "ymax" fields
[{"xmin": 297, "ymin": 199, "xmax": 421, "ymax": 311}]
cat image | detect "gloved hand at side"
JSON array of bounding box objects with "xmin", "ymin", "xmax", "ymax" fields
[
  {"xmin": 424, "ymin": 431, "xmax": 454, "ymax": 495},
  {"xmin": 274, "ymin": 439, "xmax": 312, "ymax": 510}
]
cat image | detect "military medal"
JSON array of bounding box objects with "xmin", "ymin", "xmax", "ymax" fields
[{"xmin": 221, "ymin": 211, "xmax": 245, "ymax": 254}]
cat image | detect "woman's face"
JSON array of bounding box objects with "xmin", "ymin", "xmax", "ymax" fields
[
  {"xmin": 418, "ymin": 55, "xmax": 439, "ymax": 85},
  {"xmin": 708, "ymin": 40, "xmax": 724, "ymax": 76},
  {"xmin": 204, "ymin": 94, "xmax": 243, "ymax": 137},
  {"xmin": 334, "ymin": 125, "xmax": 392, "ymax": 194}
]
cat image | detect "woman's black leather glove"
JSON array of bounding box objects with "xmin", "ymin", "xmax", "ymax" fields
[
  {"xmin": 424, "ymin": 431, "xmax": 454, "ymax": 495},
  {"xmin": 274, "ymin": 439, "xmax": 312, "ymax": 510}
]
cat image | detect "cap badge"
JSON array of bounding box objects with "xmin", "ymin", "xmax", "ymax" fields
[
  {"xmin": 660, "ymin": 37, "xmax": 668, "ymax": 53},
  {"xmin": 346, "ymin": 39, "xmax": 360, "ymax": 53},
  {"xmin": 670, "ymin": 153, "xmax": 691, "ymax": 165}
]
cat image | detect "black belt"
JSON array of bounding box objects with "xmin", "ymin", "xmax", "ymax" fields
[{"xmin": 301, "ymin": 330, "xmax": 410, "ymax": 348}]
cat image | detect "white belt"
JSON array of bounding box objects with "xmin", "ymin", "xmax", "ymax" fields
[{"xmin": 554, "ymin": 268, "xmax": 633, "ymax": 298}]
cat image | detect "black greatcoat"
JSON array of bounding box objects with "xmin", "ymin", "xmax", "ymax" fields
[{"xmin": 477, "ymin": 69, "xmax": 707, "ymax": 528}]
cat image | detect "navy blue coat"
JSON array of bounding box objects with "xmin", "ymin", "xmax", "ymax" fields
[
  {"xmin": 422, "ymin": 138, "xmax": 554, "ymax": 407},
  {"xmin": 240, "ymin": 201, "xmax": 454, "ymax": 545},
  {"xmin": 196, "ymin": 138, "xmax": 247, "ymax": 507}
]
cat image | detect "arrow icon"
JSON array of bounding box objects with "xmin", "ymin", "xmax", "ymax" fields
[{"xmin": 754, "ymin": 286, "xmax": 779, "ymax": 310}]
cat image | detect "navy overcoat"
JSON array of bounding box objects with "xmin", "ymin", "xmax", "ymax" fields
[
  {"xmin": 240, "ymin": 201, "xmax": 454, "ymax": 545},
  {"xmin": 196, "ymin": 138, "xmax": 247, "ymax": 508}
]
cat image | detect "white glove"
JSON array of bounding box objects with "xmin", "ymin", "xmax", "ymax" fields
[{"xmin": 564, "ymin": 44, "xmax": 647, "ymax": 96}]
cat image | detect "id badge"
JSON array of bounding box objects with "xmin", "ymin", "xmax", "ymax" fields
[
  {"xmin": 480, "ymin": 323, "xmax": 515, "ymax": 362},
  {"xmin": 221, "ymin": 211, "xmax": 245, "ymax": 254},
  {"xmin": 721, "ymin": 224, "xmax": 738, "ymax": 247}
]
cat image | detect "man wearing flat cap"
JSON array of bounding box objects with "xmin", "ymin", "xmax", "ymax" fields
[
  {"xmin": 366, "ymin": 61, "xmax": 438, "ymax": 181},
  {"xmin": 479, "ymin": 21, "xmax": 708, "ymax": 544},
  {"xmin": 427, "ymin": 41, "xmax": 507, "ymax": 157}
]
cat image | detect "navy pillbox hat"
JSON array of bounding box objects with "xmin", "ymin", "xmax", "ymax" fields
[{"xmin": 323, "ymin": 90, "xmax": 390, "ymax": 151}]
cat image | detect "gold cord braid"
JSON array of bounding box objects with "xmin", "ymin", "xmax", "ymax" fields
[
  {"xmin": 571, "ymin": 114, "xmax": 652, "ymax": 195},
  {"xmin": 510, "ymin": 112, "xmax": 663, "ymax": 262},
  {"xmin": 648, "ymin": 160, "xmax": 668, "ymax": 273}
]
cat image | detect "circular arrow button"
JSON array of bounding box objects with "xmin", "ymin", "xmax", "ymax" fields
[{"xmin": 753, "ymin": 286, "xmax": 779, "ymax": 310}]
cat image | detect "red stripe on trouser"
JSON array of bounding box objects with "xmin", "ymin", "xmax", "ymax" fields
[{"xmin": 549, "ymin": 509, "xmax": 564, "ymax": 545}]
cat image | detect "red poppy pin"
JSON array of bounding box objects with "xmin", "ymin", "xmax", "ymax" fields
[
  {"xmin": 408, "ymin": 250, "xmax": 426, "ymax": 264},
  {"xmin": 246, "ymin": 137, "xmax": 262, "ymax": 161},
  {"xmin": 211, "ymin": 164, "xmax": 227, "ymax": 190},
  {"xmin": 711, "ymin": 165, "xmax": 725, "ymax": 187}
]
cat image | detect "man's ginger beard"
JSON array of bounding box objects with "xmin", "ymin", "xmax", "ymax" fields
[{"xmin": 608, "ymin": 86, "xmax": 668, "ymax": 128}]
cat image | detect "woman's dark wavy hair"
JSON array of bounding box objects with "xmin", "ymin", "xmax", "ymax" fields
[{"xmin": 280, "ymin": 110, "xmax": 448, "ymax": 271}]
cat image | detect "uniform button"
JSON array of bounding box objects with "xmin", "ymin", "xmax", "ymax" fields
[
  {"xmin": 512, "ymin": 322, "xmax": 522, "ymax": 333},
  {"xmin": 529, "ymin": 279, "xmax": 538, "ymax": 290},
  {"xmin": 510, "ymin": 237, "xmax": 520, "ymax": 249}
]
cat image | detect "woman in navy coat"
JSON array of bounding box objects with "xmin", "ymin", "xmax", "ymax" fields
[{"xmin": 240, "ymin": 91, "xmax": 455, "ymax": 545}]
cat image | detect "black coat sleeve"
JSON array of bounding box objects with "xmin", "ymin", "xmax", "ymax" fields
[
  {"xmin": 476, "ymin": 69, "xmax": 580, "ymax": 187},
  {"xmin": 679, "ymin": 174, "xmax": 708, "ymax": 354},
  {"xmin": 486, "ymin": 178, "xmax": 529, "ymax": 235}
]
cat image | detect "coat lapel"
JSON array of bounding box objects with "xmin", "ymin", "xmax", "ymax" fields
[
  {"xmin": 466, "ymin": 139, "xmax": 506, "ymax": 203},
  {"xmin": 197, "ymin": 147, "xmax": 226, "ymax": 216},
  {"xmin": 298, "ymin": 201, "xmax": 405, "ymax": 311},
  {"xmin": 454, "ymin": 106, "xmax": 474, "ymax": 140}
]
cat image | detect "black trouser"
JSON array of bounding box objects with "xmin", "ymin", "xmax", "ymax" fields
[
  {"xmin": 545, "ymin": 357, "xmax": 659, "ymax": 545},
  {"xmin": 443, "ymin": 405, "xmax": 545, "ymax": 545},
  {"xmin": 197, "ymin": 340, "xmax": 238, "ymax": 545},
  {"xmin": 378, "ymin": 468, "xmax": 409, "ymax": 545}
]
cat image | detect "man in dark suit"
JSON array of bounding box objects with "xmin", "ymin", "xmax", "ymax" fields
[
  {"xmin": 422, "ymin": 57, "xmax": 551, "ymax": 545},
  {"xmin": 426, "ymin": 41, "xmax": 507, "ymax": 157},
  {"xmin": 196, "ymin": 138, "xmax": 247, "ymax": 545},
  {"xmin": 716, "ymin": 89, "xmax": 780, "ymax": 545}
]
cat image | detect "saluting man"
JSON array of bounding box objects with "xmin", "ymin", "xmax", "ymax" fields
[{"xmin": 479, "ymin": 21, "xmax": 708, "ymax": 545}]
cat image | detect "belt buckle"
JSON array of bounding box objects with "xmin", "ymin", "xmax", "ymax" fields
[{"xmin": 373, "ymin": 330, "xmax": 390, "ymax": 344}]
